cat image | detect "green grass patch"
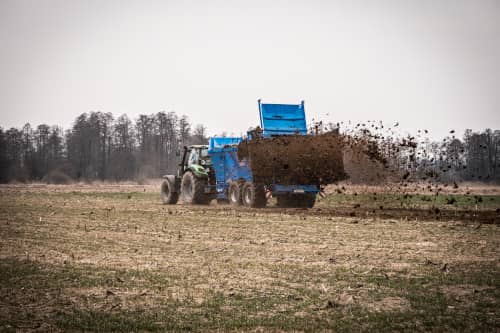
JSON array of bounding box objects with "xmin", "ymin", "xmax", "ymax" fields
[
  {"xmin": 321, "ymin": 192, "xmax": 500, "ymax": 210},
  {"xmin": 1, "ymin": 255, "xmax": 499, "ymax": 332}
]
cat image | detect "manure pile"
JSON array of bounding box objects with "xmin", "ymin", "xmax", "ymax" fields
[{"xmin": 237, "ymin": 132, "xmax": 347, "ymax": 185}]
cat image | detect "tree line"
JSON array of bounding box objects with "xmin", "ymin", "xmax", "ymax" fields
[
  {"xmin": 0, "ymin": 111, "xmax": 208, "ymax": 183},
  {"xmin": 0, "ymin": 112, "xmax": 498, "ymax": 184},
  {"xmin": 382, "ymin": 129, "xmax": 500, "ymax": 184}
]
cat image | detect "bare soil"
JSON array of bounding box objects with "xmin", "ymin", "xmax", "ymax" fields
[{"xmin": 0, "ymin": 184, "xmax": 499, "ymax": 332}]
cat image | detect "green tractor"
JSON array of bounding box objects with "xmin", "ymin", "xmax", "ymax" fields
[{"xmin": 161, "ymin": 145, "xmax": 216, "ymax": 205}]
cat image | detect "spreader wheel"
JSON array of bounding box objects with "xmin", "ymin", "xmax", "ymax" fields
[
  {"xmin": 227, "ymin": 181, "xmax": 242, "ymax": 206},
  {"xmin": 242, "ymin": 182, "xmax": 267, "ymax": 208}
]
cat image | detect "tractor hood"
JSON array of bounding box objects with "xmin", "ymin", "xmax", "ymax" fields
[{"xmin": 190, "ymin": 163, "xmax": 211, "ymax": 178}]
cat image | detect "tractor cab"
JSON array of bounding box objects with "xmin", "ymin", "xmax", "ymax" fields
[{"xmin": 178, "ymin": 145, "xmax": 212, "ymax": 176}]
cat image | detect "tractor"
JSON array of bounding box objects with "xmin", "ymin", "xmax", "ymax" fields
[{"xmin": 160, "ymin": 145, "xmax": 216, "ymax": 205}]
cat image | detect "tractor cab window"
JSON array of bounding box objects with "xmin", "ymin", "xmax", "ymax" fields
[
  {"xmin": 188, "ymin": 149, "xmax": 199, "ymax": 166},
  {"xmin": 199, "ymin": 148, "xmax": 210, "ymax": 165},
  {"xmin": 187, "ymin": 147, "xmax": 210, "ymax": 166}
]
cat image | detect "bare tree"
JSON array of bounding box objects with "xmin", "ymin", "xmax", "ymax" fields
[
  {"xmin": 109, "ymin": 114, "xmax": 136, "ymax": 180},
  {"xmin": 178, "ymin": 115, "xmax": 191, "ymax": 147},
  {"xmin": 0, "ymin": 128, "xmax": 8, "ymax": 182},
  {"xmin": 192, "ymin": 124, "xmax": 208, "ymax": 145}
]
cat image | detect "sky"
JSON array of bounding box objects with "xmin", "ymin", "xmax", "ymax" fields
[{"xmin": 0, "ymin": 0, "xmax": 499, "ymax": 139}]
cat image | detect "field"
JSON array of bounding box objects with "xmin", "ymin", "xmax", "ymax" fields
[{"xmin": 0, "ymin": 183, "xmax": 499, "ymax": 332}]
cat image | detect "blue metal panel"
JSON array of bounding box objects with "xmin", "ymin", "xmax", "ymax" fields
[
  {"xmin": 208, "ymin": 137, "xmax": 243, "ymax": 153},
  {"xmin": 208, "ymin": 137, "xmax": 253, "ymax": 198},
  {"xmin": 272, "ymin": 184, "xmax": 319, "ymax": 194},
  {"xmin": 258, "ymin": 100, "xmax": 307, "ymax": 137}
]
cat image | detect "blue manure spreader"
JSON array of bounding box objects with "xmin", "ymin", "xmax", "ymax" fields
[{"xmin": 161, "ymin": 100, "xmax": 345, "ymax": 208}]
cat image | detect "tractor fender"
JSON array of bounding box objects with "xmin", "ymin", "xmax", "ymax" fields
[{"xmin": 162, "ymin": 175, "xmax": 180, "ymax": 192}]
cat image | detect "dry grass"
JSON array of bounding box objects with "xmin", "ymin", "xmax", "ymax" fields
[{"xmin": 0, "ymin": 184, "xmax": 499, "ymax": 332}]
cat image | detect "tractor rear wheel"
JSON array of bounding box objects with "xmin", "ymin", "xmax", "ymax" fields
[
  {"xmin": 227, "ymin": 181, "xmax": 242, "ymax": 206},
  {"xmin": 161, "ymin": 179, "xmax": 179, "ymax": 204},
  {"xmin": 181, "ymin": 171, "xmax": 211, "ymax": 205},
  {"xmin": 242, "ymin": 182, "xmax": 267, "ymax": 208}
]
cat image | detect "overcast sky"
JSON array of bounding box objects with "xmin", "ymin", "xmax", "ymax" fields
[{"xmin": 1, "ymin": 0, "xmax": 499, "ymax": 139}]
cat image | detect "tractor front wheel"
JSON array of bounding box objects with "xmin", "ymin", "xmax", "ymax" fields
[
  {"xmin": 161, "ymin": 179, "xmax": 179, "ymax": 205},
  {"xmin": 242, "ymin": 182, "xmax": 267, "ymax": 208},
  {"xmin": 181, "ymin": 171, "xmax": 211, "ymax": 205}
]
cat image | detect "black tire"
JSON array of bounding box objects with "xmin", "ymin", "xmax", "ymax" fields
[
  {"xmin": 181, "ymin": 171, "xmax": 211, "ymax": 205},
  {"xmin": 161, "ymin": 179, "xmax": 179, "ymax": 204},
  {"xmin": 291, "ymin": 194, "xmax": 316, "ymax": 208},
  {"xmin": 276, "ymin": 195, "xmax": 291, "ymax": 208},
  {"xmin": 227, "ymin": 181, "xmax": 242, "ymax": 206},
  {"xmin": 276, "ymin": 194, "xmax": 316, "ymax": 208},
  {"xmin": 297, "ymin": 193, "xmax": 316, "ymax": 208},
  {"xmin": 241, "ymin": 182, "xmax": 267, "ymax": 208}
]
